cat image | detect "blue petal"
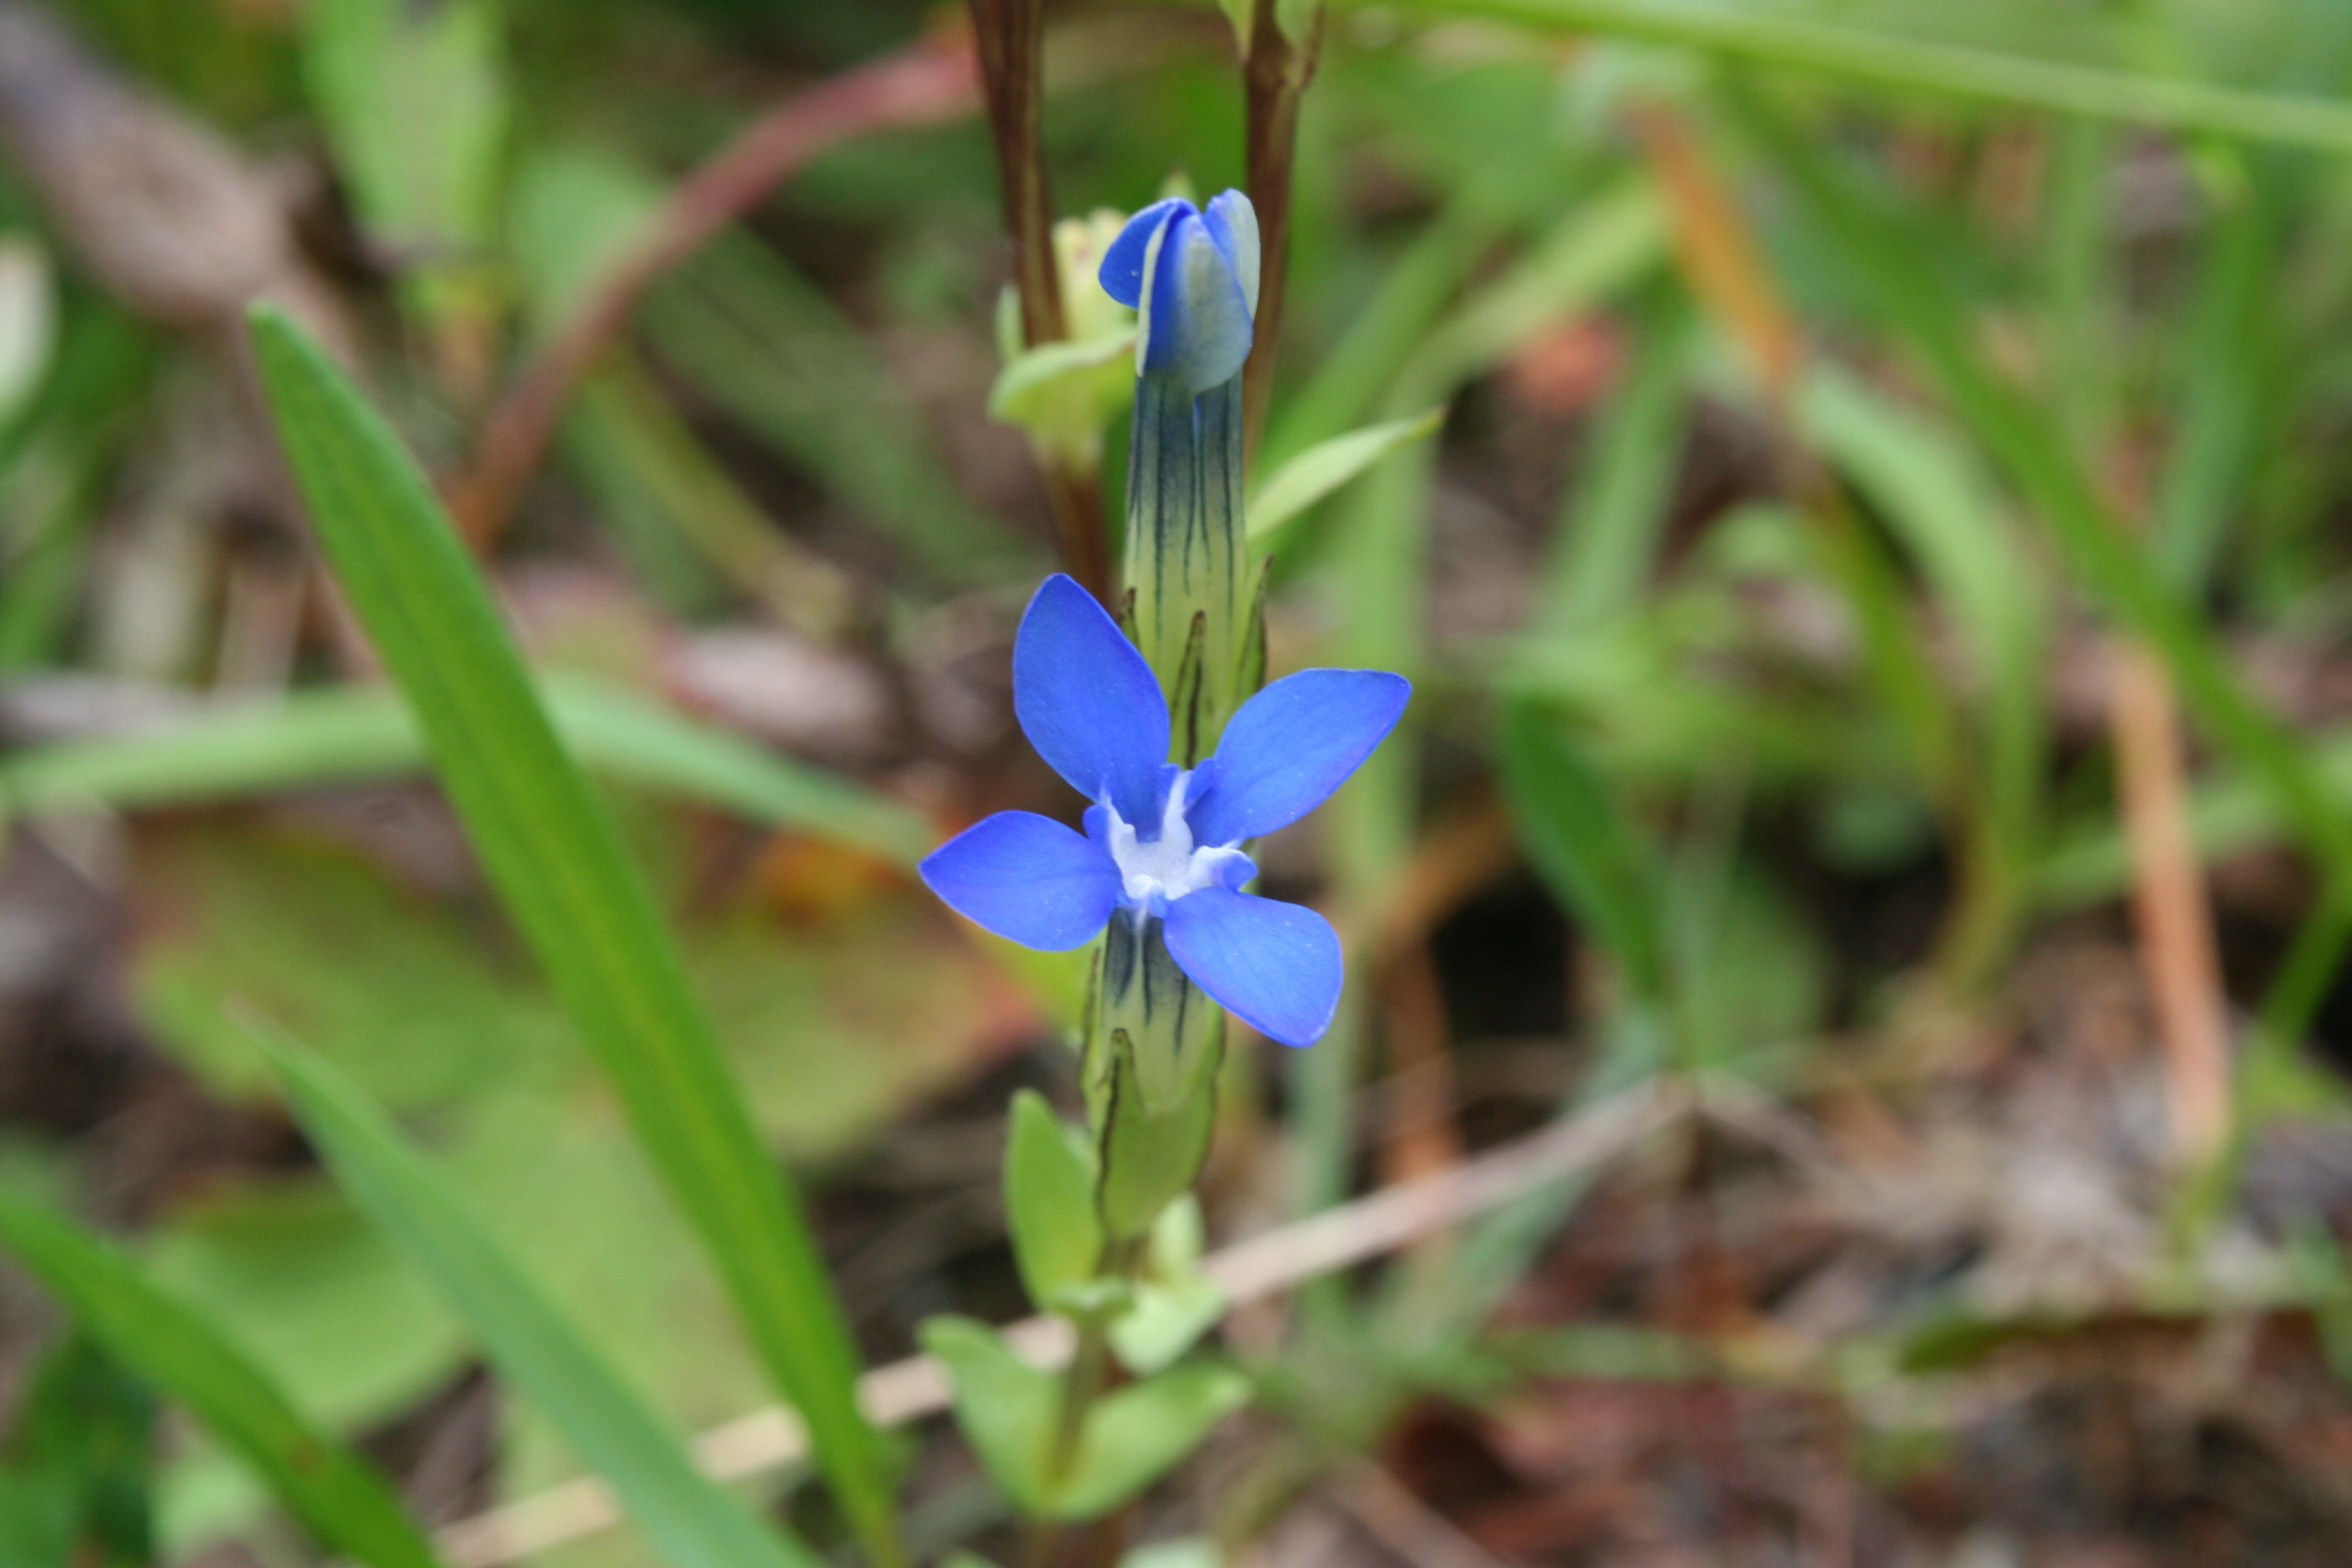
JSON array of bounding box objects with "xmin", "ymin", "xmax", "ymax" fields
[
  {"xmin": 919, "ymin": 811, "xmax": 1120, "ymax": 950},
  {"xmin": 1013, "ymin": 574, "xmax": 1170, "ymax": 826},
  {"xmin": 1190, "ymin": 669, "xmax": 1411, "ymax": 846},
  {"xmin": 1200, "ymin": 190, "xmax": 1260, "ymax": 316},
  {"xmin": 1140, "ymin": 208, "xmax": 1254, "ymax": 394},
  {"xmin": 1099, "ymin": 198, "xmax": 1188, "ymax": 308},
  {"xmin": 1163, "ymin": 888, "xmax": 1342, "ymax": 1047}
]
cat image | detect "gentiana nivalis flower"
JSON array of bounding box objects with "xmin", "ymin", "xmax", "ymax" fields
[
  {"xmin": 921, "ymin": 575, "xmax": 1409, "ymax": 1047},
  {"xmin": 1098, "ymin": 190, "xmax": 1260, "ymax": 394},
  {"xmin": 1096, "ymin": 190, "xmax": 1262, "ymax": 754}
]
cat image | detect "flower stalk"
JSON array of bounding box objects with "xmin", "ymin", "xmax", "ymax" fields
[
  {"xmin": 919, "ymin": 191, "xmax": 1403, "ymax": 1554},
  {"xmin": 966, "ymin": 0, "xmax": 1113, "ymax": 602},
  {"xmin": 1241, "ymin": 0, "xmax": 1325, "ymax": 453}
]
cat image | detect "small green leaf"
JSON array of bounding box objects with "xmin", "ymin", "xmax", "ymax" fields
[
  {"xmin": 1054, "ymin": 1362, "xmax": 1251, "ymax": 1520},
  {"xmin": 1005, "ymin": 1092, "xmax": 1105, "ymax": 1314},
  {"xmin": 0, "ymin": 1189, "xmax": 443, "ymax": 1568},
  {"xmin": 1245, "ymin": 409, "xmax": 1445, "ymax": 546},
  {"xmin": 259, "ymin": 1034, "xmax": 827, "ymax": 1568},
  {"xmin": 918, "ymin": 1317, "xmax": 1059, "ymax": 1515},
  {"xmin": 1111, "ymin": 1276, "xmax": 1224, "ymax": 1377}
]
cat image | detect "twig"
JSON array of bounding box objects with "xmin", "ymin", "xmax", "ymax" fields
[
  {"xmin": 433, "ymin": 1080, "xmax": 1685, "ymax": 1567},
  {"xmin": 446, "ymin": 37, "xmax": 983, "ymax": 547},
  {"xmin": 2110, "ymin": 638, "xmax": 2234, "ymax": 1162}
]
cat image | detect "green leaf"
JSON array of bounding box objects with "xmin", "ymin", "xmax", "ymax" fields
[
  {"xmin": 244, "ymin": 305, "xmax": 902, "ymax": 1567},
  {"xmin": 1499, "ymin": 699, "xmax": 1670, "ymax": 1006},
  {"xmin": 257, "ymin": 1035, "xmax": 826, "ymax": 1568},
  {"xmin": 917, "ymin": 1317, "xmax": 1060, "ymax": 1516},
  {"xmin": 920, "ymin": 1320, "xmax": 1250, "ymax": 1523},
  {"xmin": 1246, "ymin": 409, "xmax": 1445, "ymax": 546},
  {"xmin": 0, "ymin": 1188, "xmax": 443, "ymax": 1568},
  {"xmin": 1004, "ymin": 1092, "xmax": 1105, "ymax": 1315},
  {"xmin": 1054, "ymin": 1362, "xmax": 1250, "ymax": 1520}
]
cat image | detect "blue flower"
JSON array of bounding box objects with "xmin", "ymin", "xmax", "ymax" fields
[
  {"xmin": 921, "ymin": 574, "xmax": 1409, "ymax": 1047},
  {"xmin": 1098, "ymin": 191, "xmax": 1259, "ymax": 393}
]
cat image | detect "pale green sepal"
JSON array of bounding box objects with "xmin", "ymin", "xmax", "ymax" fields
[{"xmin": 1096, "ymin": 1026, "xmax": 1223, "ymax": 1242}]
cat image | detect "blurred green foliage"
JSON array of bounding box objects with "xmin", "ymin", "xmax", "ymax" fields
[{"xmin": 6, "ymin": 0, "xmax": 2352, "ymax": 1562}]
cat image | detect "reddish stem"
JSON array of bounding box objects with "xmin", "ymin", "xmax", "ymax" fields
[{"xmin": 447, "ymin": 37, "xmax": 981, "ymax": 548}]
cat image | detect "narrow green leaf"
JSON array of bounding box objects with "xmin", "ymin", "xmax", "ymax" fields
[
  {"xmin": 1246, "ymin": 409, "xmax": 1445, "ymax": 546},
  {"xmin": 1537, "ymin": 292, "xmax": 1689, "ymax": 632},
  {"xmin": 245, "ymin": 304, "xmax": 902, "ymax": 1567},
  {"xmin": 1004, "ymin": 1092, "xmax": 1104, "ymax": 1314},
  {"xmin": 1053, "ymin": 1362, "xmax": 1250, "ymax": 1520},
  {"xmin": 1392, "ymin": 0, "xmax": 2352, "ymax": 153},
  {"xmin": 256, "ymin": 1036, "xmax": 825, "ymax": 1568},
  {"xmin": 1499, "ymin": 699, "xmax": 1670, "ymax": 1005},
  {"xmin": 0, "ymin": 1188, "xmax": 443, "ymax": 1568},
  {"xmin": 0, "ymin": 676, "xmax": 933, "ymax": 868}
]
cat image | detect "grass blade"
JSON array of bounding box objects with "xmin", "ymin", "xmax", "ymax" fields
[
  {"xmin": 0, "ymin": 676, "xmax": 934, "ymax": 868},
  {"xmin": 245, "ymin": 304, "xmax": 902, "ymax": 1567},
  {"xmin": 255, "ymin": 1034, "xmax": 826, "ymax": 1568},
  {"xmin": 0, "ymin": 1188, "xmax": 444, "ymax": 1568},
  {"xmin": 1499, "ymin": 698, "xmax": 1671, "ymax": 1007},
  {"xmin": 1732, "ymin": 86, "xmax": 2352, "ymax": 1050},
  {"xmin": 1392, "ymin": 0, "xmax": 2352, "ymax": 154}
]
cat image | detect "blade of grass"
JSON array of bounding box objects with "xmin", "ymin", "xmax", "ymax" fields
[
  {"xmin": 255, "ymin": 1032, "xmax": 828, "ymax": 1568},
  {"xmin": 1381, "ymin": 0, "xmax": 2352, "ymax": 154},
  {"xmin": 0, "ymin": 1188, "xmax": 445, "ymax": 1568},
  {"xmin": 1536, "ymin": 289, "xmax": 1690, "ymax": 632},
  {"xmin": 1734, "ymin": 86, "xmax": 2352, "ymax": 1058},
  {"xmin": 0, "ymin": 676, "xmax": 934, "ymax": 868},
  {"xmin": 246, "ymin": 305, "xmax": 904, "ymax": 1568}
]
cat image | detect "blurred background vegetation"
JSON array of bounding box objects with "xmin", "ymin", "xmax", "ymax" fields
[{"xmin": 13, "ymin": 0, "xmax": 2352, "ymax": 1564}]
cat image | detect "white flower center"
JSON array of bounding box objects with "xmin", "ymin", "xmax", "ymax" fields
[{"xmin": 1103, "ymin": 769, "xmax": 1248, "ymax": 908}]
